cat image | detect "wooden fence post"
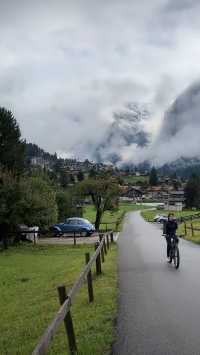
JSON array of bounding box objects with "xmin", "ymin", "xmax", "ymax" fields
[
  {"xmin": 95, "ymin": 242, "xmax": 102, "ymax": 275},
  {"xmin": 73, "ymin": 232, "xmax": 76, "ymax": 246},
  {"xmin": 191, "ymin": 223, "xmax": 194, "ymax": 237},
  {"xmin": 57, "ymin": 285, "xmax": 77, "ymax": 355},
  {"xmin": 85, "ymin": 253, "xmax": 94, "ymax": 302},
  {"xmin": 33, "ymin": 232, "xmax": 36, "ymax": 246},
  {"xmin": 99, "ymin": 235, "xmax": 104, "ymax": 263},
  {"xmin": 110, "ymin": 232, "xmax": 114, "ymax": 243},
  {"xmin": 103, "ymin": 238, "xmax": 107, "ymax": 255},
  {"xmin": 115, "ymin": 221, "xmax": 118, "ymax": 232},
  {"xmin": 106, "ymin": 234, "xmax": 110, "ymax": 250}
]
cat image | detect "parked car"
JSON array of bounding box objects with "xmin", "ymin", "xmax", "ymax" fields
[
  {"xmin": 153, "ymin": 215, "xmax": 161, "ymax": 222},
  {"xmin": 157, "ymin": 215, "xmax": 168, "ymax": 223},
  {"xmin": 51, "ymin": 218, "xmax": 95, "ymax": 237}
]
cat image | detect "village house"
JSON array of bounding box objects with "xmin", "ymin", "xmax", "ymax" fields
[
  {"xmin": 120, "ymin": 185, "xmax": 144, "ymax": 202},
  {"xmin": 165, "ymin": 190, "xmax": 185, "ymax": 211}
]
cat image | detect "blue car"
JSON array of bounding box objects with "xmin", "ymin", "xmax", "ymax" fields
[{"xmin": 51, "ymin": 218, "xmax": 95, "ymax": 237}]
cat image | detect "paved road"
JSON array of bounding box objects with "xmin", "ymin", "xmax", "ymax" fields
[{"xmin": 113, "ymin": 212, "xmax": 200, "ymax": 355}]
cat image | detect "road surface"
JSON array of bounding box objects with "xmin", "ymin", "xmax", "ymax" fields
[{"xmin": 113, "ymin": 211, "xmax": 200, "ymax": 355}]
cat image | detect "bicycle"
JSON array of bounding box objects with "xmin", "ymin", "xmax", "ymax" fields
[{"xmin": 168, "ymin": 235, "xmax": 180, "ymax": 269}]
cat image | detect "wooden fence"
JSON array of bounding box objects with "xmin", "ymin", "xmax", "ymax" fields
[
  {"xmin": 177, "ymin": 212, "xmax": 200, "ymax": 223},
  {"xmin": 32, "ymin": 231, "xmax": 114, "ymax": 355},
  {"xmin": 183, "ymin": 222, "xmax": 200, "ymax": 237},
  {"xmin": 95, "ymin": 213, "xmax": 125, "ymax": 232}
]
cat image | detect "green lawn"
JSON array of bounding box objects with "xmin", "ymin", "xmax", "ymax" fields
[
  {"xmin": 122, "ymin": 175, "xmax": 149, "ymax": 184},
  {"xmin": 141, "ymin": 209, "xmax": 200, "ymax": 244},
  {"xmin": 141, "ymin": 209, "xmax": 200, "ymax": 223},
  {"xmin": 0, "ymin": 243, "xmax": 117, "ymax": 355},
  {"xmin": 178, "ymin": 219, "xmax": 200, "ymax": 244},
  {"xmin": 84, "ymin": 203, "xmax": 149, "ymax": 231}
]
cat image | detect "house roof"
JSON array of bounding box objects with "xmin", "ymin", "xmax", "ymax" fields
[{"xmin": 169, "ymin": 190, "xmax": 185, "ymax": 196}]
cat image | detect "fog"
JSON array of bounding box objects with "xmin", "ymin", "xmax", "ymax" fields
[{"xmin": 1, "ymin": 0, "xmax": 200, "ymax": 165}]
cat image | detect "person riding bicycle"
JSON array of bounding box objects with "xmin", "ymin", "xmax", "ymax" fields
[{"xmin": 165, "ymin": 213, "xmax": 178, "ymax": 259}]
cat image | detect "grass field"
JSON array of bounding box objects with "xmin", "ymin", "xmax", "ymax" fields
[
  {"xmin": 141, "ymin": 209, "xmax": 200, "ymax": 244},
  {"xmin": 0, "ymin": 243, "xmax": 117, "ymax": 355},
  {"xmin": 84, "ymin": 203, "xmax": 149, "ymax": 231},
  {"xmin": 122, "ymin": 175, "xmax": 149, "ymax": 184},
  {"xmin": 141, "ymin": 209, "xmax": 200, "ymax": 223},
  {"xmin": 178, "ymin": 219, "xmax": 200, "ymax": 244}
]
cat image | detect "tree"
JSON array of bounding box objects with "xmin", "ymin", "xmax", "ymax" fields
[
  {"xmin": 185, "ymin": 174, "xmax": 200, "ymax": 208},
  {"xmin": 77, "ymin": 171, "xmax": 84, "ymax": 182},
  {"xmin": 0, "ymin": 170, "xmax": 22, "ymax": 247},
  {"xmin": 70, "ymin": 174, "xmax": 75, "ymax": 184},
  {"xmin": 59, "ymin": 170, "xmax": 70, "ymax": 188},
  {"xmin": 149, "ymin": 167, "xmax": 158, "ymax": 186},
  {"xmin": 56, "ymin": 190, "xmax": 76, "ymax": 222},
  {"xmin": 77, "ymin": 178, "xmax": 119, "ymax": 230},
  {"xmin": 89, "ymin": 169, "xmax": 97, "ymax": 178},
  {"xmin": 0, "ymin": 171, "xmax": 58, "ymax": 247},
  {"xmin": 0, "ymin": 107, "xmax": 25, "ymax": 173},
  {"xmin": 18, "ymin": 176, "xmax": 58, "ymax": 228}
]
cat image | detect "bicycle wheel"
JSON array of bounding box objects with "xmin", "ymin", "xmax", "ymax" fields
[
  {"xmin": 174, "ymin": 246, "xmax": 180, "ymax": 269},
  {"xmin": 169, "ymin": 248, "xmax": 173, "ymax": 263}
]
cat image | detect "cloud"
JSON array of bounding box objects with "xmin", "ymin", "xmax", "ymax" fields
[
  {"xmin": 1, "ymin": 0, "xmax": 200, "ymax": 164},
  {"xmin": 119, "ymin": 80, "xmax": 200, "ymax": 167}
]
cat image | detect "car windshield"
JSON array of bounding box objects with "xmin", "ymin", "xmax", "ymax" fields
[
  {"xmin": 66, "ymin": 219, "xmax": 77, "ymax": 224},
  {"xmin": 82, "ymin": 219, "xmax": 91, "ymax": 224},
  {"xmin": 66, "ymin": 218, "xmax": 91, "ymax": 225}
]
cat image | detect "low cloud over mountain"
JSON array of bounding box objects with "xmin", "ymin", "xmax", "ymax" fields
[
  {"xmin": 152, "ymin": 80, "xmax": 200, "ymax": 165},
  {"xmin": 94, "ymin": 103, "xmax": 150, "ymax": 164},
  {"xmin": 1, "ymin": 1, "xmax": 200, "ymax": 166},
  {"xmin": 117, "ymin": 80, "xmax": 200, "ymax": 168}
]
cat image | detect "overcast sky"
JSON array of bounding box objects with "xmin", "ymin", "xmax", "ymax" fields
[{"xmin": 1, "ymin": 0, "xmax": 200, "ymax": 163}]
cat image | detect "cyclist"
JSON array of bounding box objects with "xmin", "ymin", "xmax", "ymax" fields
[{"xmin": 165, "ymin": 213, "xmax": 178, "ymax": 259}]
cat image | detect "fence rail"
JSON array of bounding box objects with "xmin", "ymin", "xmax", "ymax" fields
[
  {"xmin": 32, "ymin": 231, "xmax": 114, "ymax": 355},
  {"xmin": 184, "ymin": 222, "xmax": 200, "ymax": 237},
  {"xmin": 177, "ymin": 212, "xmax": 200, "ymax": 223}
]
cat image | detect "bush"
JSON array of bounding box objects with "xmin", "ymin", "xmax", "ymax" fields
[
  {"xmin": 56, "ymin": 190, "xmax": 77, "ymax": 222},
  {"xmin": 18, "ymin": 176, "xmax": 58, "ymax": 228}
]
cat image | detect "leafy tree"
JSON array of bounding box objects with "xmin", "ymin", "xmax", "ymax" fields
[
  {"xmin": 0, "ymin": 107, "xmax": 25, "ymax": 173},
  {"xmin": 18, "ymin": 176, "xmax": 58, "ymax": 228},
  {"xmin": 77, "ymin": 171, "xmax": 84, "ymax": 182},
  {"xmin": 185, "ymin": 174, "xmax": 200, "ymax": 208},
  {"xmin": 56, "ymin": 191, "xmax": 76, "ymax": 222},
  {"xmin": 59, "ymin": 170, "xmax": 70, "ymax": 188},
  {"xmin": 149, "ymin": 167, "xmax": 158, "ymax": 186},
  {"xmin": 70, "ymin": 174, "xmax": 75, "ymax": 184},
  {"xmin": 89, "ymin": 169, "xmax": 97, "ymax": 178},
  {"xmin": 77, "ymin": 178, "xmax": 119, "ymax": 230}
]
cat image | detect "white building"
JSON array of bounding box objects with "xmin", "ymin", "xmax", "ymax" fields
[{"xmin": 165, "ymin": 190, "xmax": 185, "ymax": 211}]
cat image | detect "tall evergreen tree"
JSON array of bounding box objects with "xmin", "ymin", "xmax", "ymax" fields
[
  {"xmin": 0, "ymin": 107, "xmax": 25, "ymax": 173},
  {"xmin": 149, "ymin": 167, "xmax": 158, "ymax": 186}
]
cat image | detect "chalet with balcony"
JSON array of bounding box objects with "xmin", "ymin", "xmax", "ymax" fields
[{"xmin": 165, "ymin": 190, "xmax": 185, "ymax": 211}]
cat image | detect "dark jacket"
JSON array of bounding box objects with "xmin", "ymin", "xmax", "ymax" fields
[{"xmin": 166, "ymin": 219, "xmax": 178, "ymax": 236}]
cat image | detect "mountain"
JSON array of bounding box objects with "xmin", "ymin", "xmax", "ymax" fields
[
  {"xmin": 94, "ymin": 102, "xmax": 150, "ymax": 164},
  {"xmin": 154, "ymin": 80, "xmax": 200, "ymax": 176},
  {"xmin": 158, "ymin": 80, "xmax": 200, "ymax": 143},
  {"xmin": 158, "ymin": 157, "xmax": 200, "ymax": 178}
]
